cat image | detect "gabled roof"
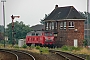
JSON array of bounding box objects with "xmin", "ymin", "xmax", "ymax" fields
[
  {"xmin": 44, "ymin": 6, "xmax": 85, "ymax": 21},
  {"xmin": 30, "ymin": 24, "xmax": 44, "ymax": 31}
]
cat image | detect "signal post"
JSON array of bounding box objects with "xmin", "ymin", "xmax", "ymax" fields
[{"xmin": 11, "ymin": 15, "xmax": 20, "ymax": 46}]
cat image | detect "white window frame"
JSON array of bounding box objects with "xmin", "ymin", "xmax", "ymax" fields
[
  {"xmin": 60, "ymin": 22, "xmax": 63, "ymax": 29},
  {"xmin": 52, "ymin": 22, "xmax": 54, "ymax": 29},
  {"xmin": 46, "ymin": 23, "xmax": 48, "ymax": 30},
  {"xmin": 68, "ymin": 21, "xmax": 74, "ymax": 28},
  {"xmin": 56, "ymin": 22, "xmax": 57, "ymax": 29},
  {"xmin": 64, "ymin": 22, "xmax": 66, "ymax": 29},
  {"xmin": 49, "ymin": 22, "xmax": 51, "ymax": 30}
]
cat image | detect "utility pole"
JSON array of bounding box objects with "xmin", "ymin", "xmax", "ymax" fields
[
  {"xmin": 1, "ymin": 0, "xmax": 6, "ymax": 48},
  {"xmin": 87, "ymin": 0, "xmax": 90, "ymax": 46}
]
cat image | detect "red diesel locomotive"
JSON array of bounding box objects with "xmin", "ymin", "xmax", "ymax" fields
[{"xmin": 26, "ymin": 31, "xmax": 55, "ymax": 47}]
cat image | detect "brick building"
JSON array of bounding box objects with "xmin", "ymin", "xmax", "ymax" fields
[{"xmin": 44, "ymin": 5, "xmax": 86, "ymax": 47}]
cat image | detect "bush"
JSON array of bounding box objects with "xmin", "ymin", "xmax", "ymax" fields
[
  {"xmin": 35, "ymin": 46, "xmax": 49, "ymax": 54},
  {"xmin": 39, "ymin": 47, "xmax": 49, "ymax": 54},
  {"xmin": 14, "ymin": 45, "xmax": 19, "ymax": 48},
  {"xmin": 31, "ymin": 44, "xmax": 35, "ymax": 49},
  {"xmin": 61, "ymin": 45, "xmax": 69, "ymax": 51},
  {"xmin": 36, "ymin": 46, "xmax": 41, "ymax": 49},
  {"xmin": 61, "ymin": 45, "xmax": 81, "ymax": 51},
  {"xmin": 0, "ymin": 40, "xmax": 5, "ymax": 44},
  {"xmin": 22, "ymin": 44, "xmax": 27, "ymax": 48},
  {"xmin": 71, "ymin": 46, "xmax": 80, "ymax": 51}
]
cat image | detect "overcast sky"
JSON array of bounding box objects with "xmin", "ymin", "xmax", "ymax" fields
[{"xmin": 0, "ymin": 0, "xmax": 87, "ymax": 27}]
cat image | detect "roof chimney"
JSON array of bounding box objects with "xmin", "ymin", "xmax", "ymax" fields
[{"xmin": 55, "ymin": 5, "xmax": 58, "ymax": 9}]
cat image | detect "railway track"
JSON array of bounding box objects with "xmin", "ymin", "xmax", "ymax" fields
[
  {"xmin": 0, "ymin": 49, "xmax": 17, "ymax": 60},
  {"xmin": 49, "ymin": 50, "xmax": 86, "ymax": 60},
  {"xmin": 0, "ymin": 49, "xmax": 35, "ymax": 60}
]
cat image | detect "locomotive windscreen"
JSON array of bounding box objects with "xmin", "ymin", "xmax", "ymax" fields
[{"xmin": 44, "ymin": 32, "xmax": 53, "ymax": 36}]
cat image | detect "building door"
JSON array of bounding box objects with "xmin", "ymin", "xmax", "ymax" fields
[{"xmin": 74, "ymin": 39, "xmax": 78, "ymax": 47}]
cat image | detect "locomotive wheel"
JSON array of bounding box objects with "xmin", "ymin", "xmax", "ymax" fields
[{"xmin": 26, "ymin": 43, "xmax": 31, "ymax": 46}]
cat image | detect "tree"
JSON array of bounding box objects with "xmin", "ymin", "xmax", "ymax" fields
[
  {"xmin": 0, "ymin": 25, "xmax": 4, "ymax": 41},
  {"xmin": 79, "ymin": 11, "xmax": 90, "ymax": 24},
  {"xmin": 0, "ymin": 32, "xmax": 4, "ymax": 41},
  {"xmin": 6, "ymin": 21, "xmax": 31, "ymax": 44},
  {"xmin": 40, "ymin": 14, "xmax": 49, "ymax": 24},
  {"xmin": 0, "ymin": 25, "xmax": 4, "ymax": 33},
  {"xmin": 83, "ymin": 39, "xmax": 88, "ymax": 47},
  {"xmin": 79, "ymin": 12, "xmax": 90, "ymax": 45}
]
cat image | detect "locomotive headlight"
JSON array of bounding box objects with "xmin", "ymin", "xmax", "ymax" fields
[
  {"xmin": 45, "ymin": 37, "xmax": 54, "ymax": 40},
  {"xmin": 50, "ymin": 37, "xmax": 54, "ymax": 40},
  {"xmin": 45, "ymin": 37, "xmax": 48, "ymax": 40}
]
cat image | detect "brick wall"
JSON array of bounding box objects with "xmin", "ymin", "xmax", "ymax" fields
[{"xmin": 45, "ymin": 20, "xmax": 85, "ymax": 47}]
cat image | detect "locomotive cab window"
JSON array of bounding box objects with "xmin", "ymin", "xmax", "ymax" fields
[
  {"xmin": 36, "ymin": 33, "xmax": 41, "ymax": 36},
  {"xmin": 45, "ymin": 33, "xmax": 49, "ymax": 36},
  {"xmin": 50, "ymin": 33, "xmax": 53, "ymax": 36},
  {"xmin": 32, "ymin": 33, "xmax": 35, "ymax": 36},
  {"xmin": 45, "ymin": 32, "xmax": 53, "ymax": 36},
  {"xmin": 27, "ymin": 33, "xmax": 31, "ymax": 36}
]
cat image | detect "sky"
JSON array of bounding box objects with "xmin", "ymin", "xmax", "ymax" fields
[{"xmin": 0, "ymin": 0, "xmax": 88, "ymax": 27}]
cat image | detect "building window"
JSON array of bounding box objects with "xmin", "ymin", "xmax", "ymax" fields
[
  {"xmin": 46, "ymin": 23, "xmax": 48, "ymax": 30},
  {"xmin": 52, "ymin": 22, "xmax": 54, "ymax": 29},
  {"xmin": 56, "ymin": 22, "xmax": 57, "ymax": 29},
  {"xmin": 49, "ymin": 22, "xmax": 51, "ymax": 30},
  {"xmin": 60, "ymin": 22, "xmax": 63, "ymax": 29},
  {"xmin": 68, "ymin": 21, "xmax": 74, "ymax": 28},
  {"xmin": 64, "ymin": 22, "xmax": 66, "ymax": 29}
]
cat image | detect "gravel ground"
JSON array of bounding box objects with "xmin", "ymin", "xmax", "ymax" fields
[
  {"xmin": 0, "ymin": 51, "xmax": 17, "ymax": 60},
  {"xmin": 0, "ymin": 50, "xmax": 65, "ymax": 60},
  {"xmin": 26, "ymin": 51, "xmax": 65, "ymax": 60}
]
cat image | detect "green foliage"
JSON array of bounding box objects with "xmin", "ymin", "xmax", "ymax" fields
[
  {"xmin": 86, "ymin": 55, "xmax": 90, "ymax": 60},
  {"xmin": 22, "ymin": 44, "xmax": 27, "ymax": 48},
  {"xmin": 40, "ymin": 14, "xmax": 49, "ymax": 24},
  {"xmin": 6, "ymin": 21, "xmax": 31, "ymax": 43},
  {"xmin": 36, "ymin": 46, "xmax": 49, "ymax": 54},
  {"xmin": 79, "ymin": 12, "xmax": 90, "ymax": 24},
  {"xmin": 14, "ymin": 45, "xmax": 19, "ymax": 48},
  {"xmin": 31, "ymin": 44, "xmax": 35, "ymax": 49},
  {"xmin": 61, "ymin": 45, "xmax": 81, "ymax": 51},
  {"xmin": 61, "ymin": 45, "xmax": 69, "ymax": 51},
  {"xmin": 70, "ymin": 46, "xmax": 80, "ymax": 51},
  {"xmin": 36, "ymin": 46, "xmax": 41, "ymax": 49},
  {"xmin": 0, "ymin": 40, "xmax": 4, "ymax": 44},
  {"xmin": 83, "ymin": 39, "xmax": 88, "ymax": 47},
  {"xmin": 0, "ymin": 32, "xmax": 4, "ymax": 40},
  {"xmin": 0, "ymin": 25, "xmax": 4, "ymax": 33},
  {"xmin": 39, "ymin": 47, "xmax": 49, "ymax": 54}
]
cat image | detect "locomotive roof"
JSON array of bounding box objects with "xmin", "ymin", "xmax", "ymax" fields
[
  {"xmin": 27, "ymin": 30, "xmax": 53, "ymax": 34},
  {"xmin": 28, "ymin": 30, "xmax": 52, "ymax": 33}
]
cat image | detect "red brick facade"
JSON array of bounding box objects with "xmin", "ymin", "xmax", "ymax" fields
[
  {"xmin": 65, "ymin": 20, "xmax": 84, "ymax": 46},
  {"xmin": 45, "ymin": 20, "xmax": 85, "ymax": 47}
]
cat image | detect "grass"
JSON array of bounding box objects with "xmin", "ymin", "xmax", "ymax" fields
[
  {"xmin": 73, "ymin": 48, "xmax": 90, "ymax": 55},
  {"xmin": 1, "ymin": 44, "xmax": 90, "ymax": 60},
  {"xmin": 60, "ymin": 45, "xmax": 81, "ymax": 52},
  {"xmin": 0, "ymin": 43, "xmax": 90, "ymax": 55},
  {"xmin": 0, "ymin": 44, "xmax": 49, "ymax": 54},
  {"xmin": 36, "ymin": 46, "xmax": 49, "ymax": 54}
]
